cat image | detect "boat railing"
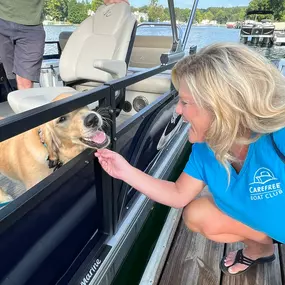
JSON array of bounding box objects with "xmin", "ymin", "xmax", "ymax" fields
[
  {"xmin": 44, "ymin": 40, "xmax": 62, "ymax": 59},
  {"xmin": 0, "ymin": 60, "xmax": 179, "ymax": 284},
  {"xmin": 0, "ymin": 60, "xmax": 176, "ymax": 233},
  {"xmin": 0, "ymin": 0, "xmax": 200, "ymax": 282},
  {"xmin": 137, "ymin": 22, "xmax": 183, "ymax": 52}
]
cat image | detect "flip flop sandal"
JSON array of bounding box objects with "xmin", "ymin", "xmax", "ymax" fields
[{"xmin": 219, "ymin": 249, "xmax": 276, "ymax": 276}]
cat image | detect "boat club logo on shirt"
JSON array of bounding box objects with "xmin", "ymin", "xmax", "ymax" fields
[{"xmin": 248, "ymin": 167, "xmax": 283, "ymax": 201}]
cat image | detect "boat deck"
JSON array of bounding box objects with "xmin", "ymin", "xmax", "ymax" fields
[
  {"xmin": 0, "ymin": 102, "xmax": 26, "ymax": 200},
  {"xmin": 0, "ymin": 101, "xmax": 14, "ymax": 117},
  {"xmin": 0, "ymin": 174, "xmax": 25, "ymax": 200},
  {"xmin": 158, "ymin": 220, "xmax": 284, "ymax": 285}
]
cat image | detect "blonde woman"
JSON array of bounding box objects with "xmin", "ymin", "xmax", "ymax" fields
[{"xmin": 95, "ymin": 42, "xmax": 284, "ymax": 276}]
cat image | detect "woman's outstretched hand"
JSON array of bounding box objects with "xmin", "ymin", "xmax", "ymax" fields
[{"xmin": 95, "ymin": 149, "xmax": 131, "ymax": 180}]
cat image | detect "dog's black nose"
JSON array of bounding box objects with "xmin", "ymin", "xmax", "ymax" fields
[{"xmin": 84, "ymin": 113, "xmax": 99, "ymax": 128}]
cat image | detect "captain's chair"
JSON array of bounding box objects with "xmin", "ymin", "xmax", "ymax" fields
[{"xmin": 8, "ymin": 3, "xmax": 137, "ymax": 113}]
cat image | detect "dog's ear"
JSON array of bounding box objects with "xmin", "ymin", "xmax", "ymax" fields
[
  {"xmin": 41, "ymin": 124, "xmax": 62, "ymax": 164},
  {"xmin": 92, "ymin": 106, "xmax": 99, "ymax": 112},
  {"xmin": 94, "ymin": 106, "xmax": 112, "ymax": 120}
]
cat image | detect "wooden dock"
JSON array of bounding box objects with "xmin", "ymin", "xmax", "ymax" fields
[{"xmin": 158, "ymin": 220, "xmax": 284, "ymax": 285}]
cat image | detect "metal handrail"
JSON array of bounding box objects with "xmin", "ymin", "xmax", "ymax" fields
[
  {"xmin": 167, "ymin": 0, "xmax": 179, "ymax": 50},
  {"xmin": 0, "ymin": 63, "xmax": 175, "ymax": 143},
  {"xmin": 137, "ymin": 22, "xmax": 183, "ymax": 40},
  {"xmin": 159, "ymin": 0, "xmax": 199, "ymax": 64},
  {"xmin": 182, "ymin": 0, "xmax": 199, "ymax": 51}
]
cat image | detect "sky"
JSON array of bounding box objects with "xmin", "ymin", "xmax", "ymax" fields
[{"xmin": 132, "ymin": 0, "xmax": 250, "ymax": 9}]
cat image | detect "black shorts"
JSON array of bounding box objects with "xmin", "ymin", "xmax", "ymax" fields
[{"xmin": 0, "ymin": 18, "xmax": 45, "ymax": 82}]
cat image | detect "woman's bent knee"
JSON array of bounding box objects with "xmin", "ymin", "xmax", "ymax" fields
[{"xmin": 182, "ymin": 196, "xmax": 213, "ymax": 233}]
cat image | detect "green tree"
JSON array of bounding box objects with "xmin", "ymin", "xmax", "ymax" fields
[
  {"xmin": 68, "ymin": 0, "xmax": 89, "ymax": 24},
  {"xmin": 270, "ymin": 0, "xmax": 285, "ymax": 20},
  {"xmin": 91, "ymin": 0, "xmax": 104, "ymax": 12},
  {"xmin": 180, "ymin": 8, "xmax": 190, "ymax": 23},
  {"xmin": 204, "ymin": 11, "xmax": 214, "ymax": 21},
  {"xmin": 246, "ymin": 0, "xmax": 271, "ymax": 20},
  {"xmin": 44, "ymin": 0, "xmax": 69, "ymax": 21},
  {"xmin": 215, "ymin": 10, "xmax": 227, "ymax": 23},
  {"xmin": 238, "ymin": 9, "xmax": 246, "ymax": 20},
  {"xmin": 148, "ymin": 0, "xmax": 165, "ymax": 22},
  {"xmin": 195, "ymin": 9, "xmax": 203, "ymax": 23},
  {"xmin": 173, "ymin": 8, "xmax": 189, "ymax": 23},
  {"xmin": 247, "ymin": 0, "xmax": 271, "ymax": 11},
  {"xmin": 247, "ymin": 0, "xmax": 285, "ymax": 20},
  {"xmin": 163, "ymin": 7, "xmax": 170, "ymax": 21},
  {"xmin": 138, "ymin": 5, "xmax": 148, "ymax": 13}
]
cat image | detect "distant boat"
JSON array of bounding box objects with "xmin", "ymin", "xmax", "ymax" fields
[
  {"xmin": 240, "ymin": 10, "xmax": 275, "ymax": 47},
  {"xmin": 226, "ymin": 22, "xmax": 236, "ymax": 29},
  {"xmin": 274, "ymin": 30, "xmax": 285, "ymax": 46}
]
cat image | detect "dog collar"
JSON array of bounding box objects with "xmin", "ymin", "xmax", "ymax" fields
[
  {"xmin": 38, "ymin": 129, "xmax": 63, "ymax": 172},
  {"xmin": 38, "ymin": 128, "xmax": 47, "ymax": 148}
]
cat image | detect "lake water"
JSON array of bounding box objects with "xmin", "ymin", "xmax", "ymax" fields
[{"xmin": 44, "ymin": 25, "xmax": 285, "ymax": 60}]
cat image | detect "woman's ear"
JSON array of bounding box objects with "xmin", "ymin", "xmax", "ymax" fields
[{"xmin": 41, "ymin": 123, "xmax": 62, "ymax": 166}]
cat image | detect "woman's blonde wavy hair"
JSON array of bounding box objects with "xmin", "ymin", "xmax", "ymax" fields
[{"xmin": 172, "ymin": 42, "xmax": 285, "ymax": 176}]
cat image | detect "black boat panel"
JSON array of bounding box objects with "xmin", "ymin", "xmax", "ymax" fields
[
  {"xmin": 113, "ymin": 91, "xmax": 181, "ymax": 229},
  {"xmin": 67, "ymin": 244, "xmax": 112, "ymax": 285},
  {"xmin": 0, "ymin": 59, "xmax": 182, "ymax": 285},
  {"xmin": 0, "ymin": 153, "xmax": 108, "ymax": 285},
  {"xmin": 123, "ymin": 98, "xmax": 180, "ymax": 208},
  {"xmin": 0, "ymin": 62, "xmax": 16, "ymax": 102}
]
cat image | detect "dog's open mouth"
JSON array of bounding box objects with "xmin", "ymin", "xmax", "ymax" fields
[{"xmin": 80, "ymin": 130, "xmax": 109, "ymax": 149}]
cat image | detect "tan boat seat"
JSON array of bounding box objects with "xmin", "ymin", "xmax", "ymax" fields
[
  {"xmin": 127, "ymin": 67, "xmax": 171, "ymax": 94},
  {"xmin": 127, "ymin": 35, "xmax": 172, "ymax": 95},
  {"xmin": 129, "ymin": 35, "xmax": 173, "ymax": 69},
  {"xmin": 8, "ymin": 3, "xmax": 137, "ymax": 113},
  {"xmin": 118, "ymin": 35, "xmax": 172, "ymax": 117}
]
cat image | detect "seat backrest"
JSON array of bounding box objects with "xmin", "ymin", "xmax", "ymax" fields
[
  {"xmin": 129, "ymin": 35, "xmax": 172, "ymax": 68},
  {"xmin": 59, "ymin": 3, "xmax": 136, "ymax": 83},
  {"xmin": 59, "ymin": 31, "xmax": 73, "ymax": 51}
]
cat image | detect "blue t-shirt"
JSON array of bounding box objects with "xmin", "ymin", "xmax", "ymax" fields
[{"xmin": 183, "ymin": 128, "xmax": 285, "ymax": 243}]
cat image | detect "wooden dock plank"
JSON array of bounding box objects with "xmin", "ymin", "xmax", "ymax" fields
[
  {"xmin": 158, "ymin": 220, "xmax": 225, "ymax": 285},
  {"xmin": 221, "ymin": 242, "xmax": 282, "ymax": 285}
]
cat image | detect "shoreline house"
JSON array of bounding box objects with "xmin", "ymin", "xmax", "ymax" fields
[{"xmin": 133, "ymin": 11, "xmax": 149, "ymax": 23}]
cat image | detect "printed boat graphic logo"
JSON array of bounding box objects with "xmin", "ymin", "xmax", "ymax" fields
[{"xmin": 250, "ymin": 167, "xmax": 277, "ymax": 185}]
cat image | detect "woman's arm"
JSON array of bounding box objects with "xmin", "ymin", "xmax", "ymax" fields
[
  {"xmin": 95, "ymin": 149, "xmax": 205, "ymax": 208},
  {"xmin": 123, "ymin": 166, "xmax": 204, "ymax": 208}
]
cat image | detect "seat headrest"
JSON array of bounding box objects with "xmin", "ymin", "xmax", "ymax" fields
[{"xmin": 59, "ymin": 3, "xmax": 136, "ymax": 83}]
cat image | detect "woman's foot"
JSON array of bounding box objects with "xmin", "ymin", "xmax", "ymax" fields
[{"xmin": 223, "ymin": 244, "xmax": 275, "ymax": 274}]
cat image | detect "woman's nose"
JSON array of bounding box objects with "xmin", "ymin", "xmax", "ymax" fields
[{"xmin": 175, "ymin": 102, "xmax": 182, "ymax": 115}]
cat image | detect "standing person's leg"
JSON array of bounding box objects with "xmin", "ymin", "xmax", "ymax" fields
[
  {"xmin": 0, "ymin": 19, "xmax": 15, "ymax": 81},
  {"xmin": 13, "ymin": 23, "xmax": 45, "ymax": 90},
  {"xmin": 183, "ymin": 196, "xmax": 275, "ymax": 275}
]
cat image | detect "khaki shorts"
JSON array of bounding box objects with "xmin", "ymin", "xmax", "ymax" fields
[{"xmin": 0, "ymin": 18, "xmax": 45, "ymax": 82}]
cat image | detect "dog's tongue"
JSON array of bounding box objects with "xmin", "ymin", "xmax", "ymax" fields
[{"xmin": 92, "ymin": 131, "xmax": 106, "ymax": 144}]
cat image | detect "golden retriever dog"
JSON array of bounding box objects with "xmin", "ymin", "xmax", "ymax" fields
[{"xmin": 0, "ymin": 93, "xmax": 110, "ymax": 204}]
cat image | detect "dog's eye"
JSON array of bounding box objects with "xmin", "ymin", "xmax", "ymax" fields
[{"xmin": 58, "ymin": 116, "xmax": 67, "ymax": 123}]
